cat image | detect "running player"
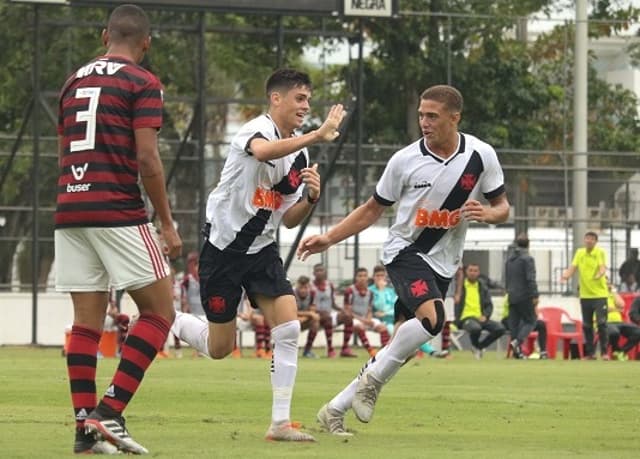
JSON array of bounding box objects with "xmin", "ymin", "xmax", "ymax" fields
[
  {"xmin": 299, "ymin": 85, "xmax": 509, "ymax": 435},
  {"xmin": 170, "ymin": 68, "xmax": 345, "ymax": 441},
  {"xmin": 55, "ymin": 4, "xmax": 181, "ymax": 454}
]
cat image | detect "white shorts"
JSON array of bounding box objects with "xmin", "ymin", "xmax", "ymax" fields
[
  {"xmin": 353, "ymin": 317, "xmax": 383, "ymax": 330},
  {"xmin": 318, "ymin": 309, "xmax": 339, "ymax": 327},
  {"xmin": 55, "ymin": 223, "xmax": 169, "ymax": 292}
]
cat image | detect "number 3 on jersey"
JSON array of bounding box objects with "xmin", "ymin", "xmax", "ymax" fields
[{"xmin": 70, "ymin": 87, "xmax": 101, "ymax": 153}]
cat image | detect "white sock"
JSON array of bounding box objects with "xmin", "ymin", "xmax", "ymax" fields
[
  {"xmin": 370, "ymin": 318, "xmax": 432, "ymax": 383},
  {"xmin": 171, "ymin": 312, "xmax": 210, "ymax": 357},
  {"xmin": 330, "ymin": 345, "xmax": 388, "ymax": 414},
  {"xmin": 270, "ymin": 320, "xmax": 300, "ymax": 424}
]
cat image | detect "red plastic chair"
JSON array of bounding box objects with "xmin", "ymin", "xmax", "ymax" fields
[{"xmin": 538, "ymin": 307, "xmax": 584, "ymax": 359}]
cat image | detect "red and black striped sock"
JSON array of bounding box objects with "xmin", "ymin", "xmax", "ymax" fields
[
  {"xmin": 96, "ymin": 313, "xmax": 170, "ymax": 416},
  {"xmin": 324, "ymin": 325, "xmax": 334, "ymax": 351},
  {"xmin": 380, "ymin": 329, "xmax": 390, "ymax": 346},
  {"xmin": 357, "ymin": 329, "xmax": 371, "ymax": 350},
  {"xmin": 342, "ymin": 323, "xmax": 354, "ymax": 349},
  {"xmin": 441, "ymin": 321, "xmax": 451, "ymax": 351},
  {"xmin": 264, "ymin": 326, "xmax": 272, "ymax": 351},
  {"xmin": 67, "ymin": 325, "xmax": 100, "ymax": 430},
  {"xmin": 255, "ymin": 324, "xmax": 265, "ymax": 350},
  {"xmin": 305, "ymin": 329, "xmax": 317, "ymax": 353}
]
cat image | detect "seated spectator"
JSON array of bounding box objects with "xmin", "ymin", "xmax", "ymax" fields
[
  {"xmin": 231, "ymin": 294, "xmax": 272, "ymax": 359},
  {"xmin": 105, "ymin": 288, "xmax": 130, "ymax": 358},
  {"xmin": 454, "ymin": 263, "xmax": 506, "ymax": 359},
  {"xmin": 606, "ymin": 282, "xmax": 640, "ymax": 361},
  {"xmin": 344, "ymin": 267, "xmax": 390, "ymax": 357},
  {"xmin": 294, "ymin": 276, "xmax": 320, "ymax": 358},
  {"xmin": 630, "ymin": 295, "xmax": 640, "ymax": 325},
  {"xmin": 369, "ymin": 265, "xmax": 396, "ymax": 334},
  {"xmin": 312, "ymin": 264, "xmax": 356, "ymax": 358}
]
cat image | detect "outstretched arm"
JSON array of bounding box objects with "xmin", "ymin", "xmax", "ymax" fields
[
  {"xmin": 297, "ymin": 197, "xmax": 386, "ymax": 260},
  {"xmin": 251, "ymin": 104, "xmax": 346, "ymax": 162}
]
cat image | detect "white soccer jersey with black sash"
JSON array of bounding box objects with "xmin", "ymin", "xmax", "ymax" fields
[
  {"xmin": 206, "ymin": 114, "xmax": 308, "ymax": 254},
  {"xmin": 374, "ymin": 133, "xmax": 505, "ymax": 278}
]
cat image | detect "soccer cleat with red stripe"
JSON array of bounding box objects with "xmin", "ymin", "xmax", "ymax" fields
[
  {"xmin": 265, "ymin": 421, "xmax": 316, "ymax": 442},
  {"xmin": 84, "ymin": 411, "xmax": 148, "ymax": 455}
]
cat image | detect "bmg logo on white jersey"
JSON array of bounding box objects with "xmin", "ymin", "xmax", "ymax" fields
[{"xmin": 68, "ymin": 163, "xmax": 91, "ymax": 193}]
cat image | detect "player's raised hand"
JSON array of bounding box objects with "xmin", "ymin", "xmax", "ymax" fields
[
  {"xmin": 301, "ymin": 163, "xmax": 320, "ymax": 201},
  {"xmin": 315, "ymin": 104, "xmax": 346, "ymax": 142},
  {"xmin": 297, "ymin": 234, "xmax": 332, "ymax": 261}
]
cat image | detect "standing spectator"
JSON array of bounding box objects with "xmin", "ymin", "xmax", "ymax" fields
[
  {"xmin": 344, "ymin": 268, "xmax": 390, "ymax": 357},
  {"xmin": 504, "ymin": 233, "xmax": 539, "ymax": 359},
  {"xmin": 55, "ymin": 4, "xmax": 182, "ymax": 454},
  {"xmin": 312, "ymin": 264, "xmax": 357, "ymax": 358},
  {"xmin": 294, "ymin": 276, "xmax": 320, "ymax": 358},
  {"xmin": 501, "ymin": 295, "xmax": 548, "ymax": 359},
  {"xmin": 369, "ymin": 265, "xmax": 396, "ymax": 333},
  {"xmin": 561, "ymin": 232, "xmax": 609, "ymax": 360},
  {"xmin": 170, "ymin": 68, "xmax": 345, "ymax": 442},
  {"xmin": 299, "ymin": 85, "xmax": 509, "ymax": 433},
  {"xmin": 618, "ymin": 248, "xmax": 639, "ymax": 290},
  {"xmin": 455, "ymin": 263, "xmax": 506, "ymax": 359}
]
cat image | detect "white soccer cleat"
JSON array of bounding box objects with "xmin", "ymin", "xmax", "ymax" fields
[
  {"xmin": 317, "ymin": 404, "xmax": 353, "ymax": 436},
  {"xmin": 85, "ymin": 413, "xmax": 149, "ymax": 455},
  {"xmin": 352, "ymin": 371, "xmax": 383, "ymax": 423},
  {"xmin": 265, "ymin": 421, "xmax": 316, "ymax": 442}
]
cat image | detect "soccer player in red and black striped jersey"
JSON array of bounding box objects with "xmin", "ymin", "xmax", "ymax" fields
[{"xmin": 54, "ymin": 4, "xmax": 182, "ymax": 454}]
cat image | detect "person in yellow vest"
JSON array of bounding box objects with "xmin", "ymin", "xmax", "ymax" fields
[
  {"xmin": 454, "ymin": 263, "xmax": 506, "ymax": 359},
  {"xmin": 605, "ymin": 281, "xmax": 640, "ymax": 361},
  {"xmin": 561, "ymin": 231, "xmax": 609, "ymax": 360}
]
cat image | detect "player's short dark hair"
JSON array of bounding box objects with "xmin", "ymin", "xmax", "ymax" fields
[
  {"xmin": 585, "ymin": 231, "xmax": 599, "ymax": 240},
  {"xmin": 355, "ymin": 267, "xmax": 368, "ymax": 276},
  {"xmin": 313, "ymin": 263, "xmax": 325, "ymax": 271},
  {"xmin": 421, "ymin": 85, "xmax": 463, "ymax": 113},
  {"xmin": 107, "ymin": 4, "xmax": 150, "ymax": 45},
  {"xmin": 297, "ymin": 275, "xmax": 310, "ymax": 285},
  {"xmin": 266, "ymin": 69, "xmax": 312, "ymax": 97},
  {"xmin": 515, "ymin": 233, "xmax": 529, "ymax": 249},
  {"xmin": 373, "ymin": 265, "xmax": 386, "ymax": 275}
]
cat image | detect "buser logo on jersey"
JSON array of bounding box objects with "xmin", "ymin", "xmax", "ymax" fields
[
  {"xmin": 414, "ymin": 208, "xmax": 461, "ymax": 228},
  {"xmin": 252, "ymin": 188, "xmax": 283, "ymax": 210}
]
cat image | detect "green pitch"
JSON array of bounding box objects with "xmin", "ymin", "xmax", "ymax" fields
[{"xmin": 1, "ymin": 347, "xmax": 639, "ymax": 458}]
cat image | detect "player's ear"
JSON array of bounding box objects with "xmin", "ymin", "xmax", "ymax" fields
[
  {"xmin": 270, "ymin": 91, "xmax": 281, "ymax": 107},
  {"xmin": 142, "ymin": 35, "xmax": 151, "ymax": 53},
  {"xmin": 101, "ymin": 29, "xmax": 109, "ymax": 47}
]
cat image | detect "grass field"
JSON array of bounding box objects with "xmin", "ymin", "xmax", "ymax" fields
[{"xmin": 1, "ymin": 346, "xmax": 639, "ymax": 458}]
